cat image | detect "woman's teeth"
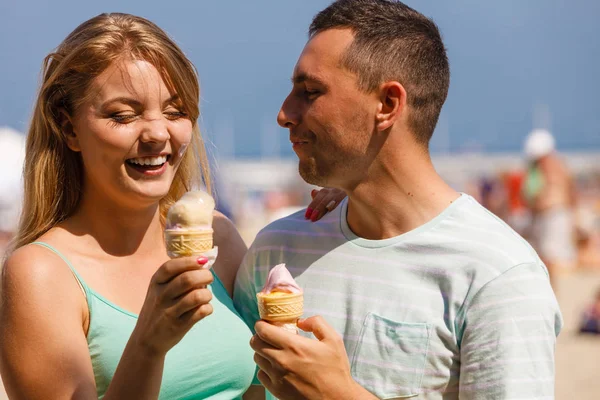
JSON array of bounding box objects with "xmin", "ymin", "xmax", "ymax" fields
[{"xmin": 127, "ymin": 155, "xmax": 168, "ymax": 166}]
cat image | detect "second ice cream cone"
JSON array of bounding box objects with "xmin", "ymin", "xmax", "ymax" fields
[{"xmin": 257, "ymin": 291, "xmax": 304, "ymax": 322}]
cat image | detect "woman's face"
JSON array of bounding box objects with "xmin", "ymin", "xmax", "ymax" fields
[{"xmin": 69, "ymin": 59, "xmax": 193, "ymax": 208}]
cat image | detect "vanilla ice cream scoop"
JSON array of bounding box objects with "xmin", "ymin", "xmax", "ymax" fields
[{"xmin": 166, "ymin": 190, "xmax": 215, "ymax": 230}]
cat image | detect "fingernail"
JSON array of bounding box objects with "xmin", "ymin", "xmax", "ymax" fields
[
  {"xmin": 305, "ymin": 207, "xmax": 313, "ymax": 219},
  {"xmin": 310, "ymin": 209, "xmax": 320, "ymax": 222},
  {"xmin": 311, "ymin": 189, "xmax": 318, "ymax": 196},
  {"xmin": 197, "ymin": 256, "xmax": 208, "ymax": 265}
]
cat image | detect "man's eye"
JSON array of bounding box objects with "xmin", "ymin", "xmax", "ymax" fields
[{"xmin": 304, "ymin": 89, "xmax": 320, "ymax": 97}]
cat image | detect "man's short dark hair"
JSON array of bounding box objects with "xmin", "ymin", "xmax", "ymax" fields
[{"xmin": 310, "ymin": 0, "xmax": 450, "ymax": 145}]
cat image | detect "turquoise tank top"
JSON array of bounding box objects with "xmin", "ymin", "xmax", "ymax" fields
[{"xmin": 32, "ymin": 242, "xmax": 255, "ymax": 399}]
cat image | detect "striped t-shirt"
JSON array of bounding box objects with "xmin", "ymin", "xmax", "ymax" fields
[{"xmin": 233, "ymin": 194, "xmax": 562, "ymax": 399}]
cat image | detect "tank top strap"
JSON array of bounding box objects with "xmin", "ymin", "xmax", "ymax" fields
[{"xmin": 31, "ymin": 241, "xmax": 91, "ymax": 298}]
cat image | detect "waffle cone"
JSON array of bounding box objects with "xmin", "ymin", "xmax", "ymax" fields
[
  {"xmin": 257, "ymin": 292, "xmax": 304, "ymax": 323},
  {"xmin": 165, "ymin": 229, "xmax": 213, "ymax": 258}
]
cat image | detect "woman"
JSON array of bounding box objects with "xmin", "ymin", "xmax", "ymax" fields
[{"xmin": 0, "ymin": 13, "xmax": 343, "ymax": 399}]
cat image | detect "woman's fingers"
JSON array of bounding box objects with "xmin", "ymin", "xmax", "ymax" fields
[
  {"xmin": 306, "ymin": 188, "xmax": 347, "ymax": 221},
  {"xmin": 152, "ymin": 256, "xmax": 208, "ymax": 284},
  {"xmin": 170, "ymin": 287, "xmax": 213, "ymax": 319},
  {"xmin": 178, "ymin": 303, "xmax": 214, "ymax": 326},
  {"xmin": 161, "ymin": 268, "xmax": 214, "ymax": 301}
]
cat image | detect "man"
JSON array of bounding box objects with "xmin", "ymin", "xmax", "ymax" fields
[
  {"xmin": 523, "ymin": 128, "xmax": 577, "ymax": 289},
  {"xmin": 234, "ymin": 1, "xmax": 562, "ymax": 399}
]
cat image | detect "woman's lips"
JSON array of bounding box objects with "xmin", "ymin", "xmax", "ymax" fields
[{"xmin": 125, "ymin": 161, "xmax": 168, "ymax": 176}]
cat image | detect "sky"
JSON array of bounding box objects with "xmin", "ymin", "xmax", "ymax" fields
[{"xmin": 0, "ymin": 0, "xmax": 599, "ymax": 159}]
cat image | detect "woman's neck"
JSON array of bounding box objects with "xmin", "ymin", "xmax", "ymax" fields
[{"xmin": 62, "ymin": 185, "xmax": 166, "ymax": 257}]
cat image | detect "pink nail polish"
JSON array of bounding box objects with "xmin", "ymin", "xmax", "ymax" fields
[
  {"xmin": 305, "ymin": 208, "xmax": 313, "ymax": 219},
  {"xmin": 197, "ymin": 256, "xmax": 208, "ymax": 265}
]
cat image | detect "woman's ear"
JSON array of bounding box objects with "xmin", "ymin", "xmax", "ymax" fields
[
  {"xmin": 375, "ymin": 81, "xmax": 406, "ymax": 132},
  {"xmin": 60, "ymin": 109, "xmax": 81, "ymax": 152}
]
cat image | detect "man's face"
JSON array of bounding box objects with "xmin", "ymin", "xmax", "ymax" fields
[{"xmin": 277, "ymin": 29, "xmax": 379, "ymax": 189}]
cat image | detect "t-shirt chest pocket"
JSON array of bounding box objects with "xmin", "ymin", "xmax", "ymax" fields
[{"xmin": 351, "ymin": 313, "xmax": 431, "ymax": 399}]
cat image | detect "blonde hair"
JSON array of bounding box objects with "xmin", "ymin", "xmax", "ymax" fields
[{"xmin": 11, "ymin": 13, "xmax": 211, "ymax": 252}]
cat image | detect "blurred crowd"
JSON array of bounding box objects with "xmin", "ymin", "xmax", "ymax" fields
[
  {"xmin": 468, "ymin": 130, "xmax": 600, "ymax": 275},
  {"xmin": 467, "ymin": 129, "xmax": 600, "ymax": 335}
]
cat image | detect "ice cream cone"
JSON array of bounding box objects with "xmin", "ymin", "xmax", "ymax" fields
[
  {"xmin": 165, "ymin": 228, "xmax": 213, "ymax": 258},
  {"xmin": 257, "ymin": 291, "xmax": 304, "ymax": 333}
]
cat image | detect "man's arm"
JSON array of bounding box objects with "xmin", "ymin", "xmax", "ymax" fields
[{"xmin": 458, "ymin": 261, "xmax": 562, "ymax": 399}]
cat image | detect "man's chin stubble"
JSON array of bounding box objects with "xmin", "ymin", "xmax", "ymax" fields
[{"xmin": 298, "ymin": 163, "xmax": 325, "ymax": 187}]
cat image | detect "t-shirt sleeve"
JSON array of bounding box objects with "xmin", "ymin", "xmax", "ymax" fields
[
  {"xmin": 233, "ymin": 247, "xmax": 262, "ymax": 386},
  {"xmin": 458, "ymin": 262, "xmax": 563, "ymax": 399}
]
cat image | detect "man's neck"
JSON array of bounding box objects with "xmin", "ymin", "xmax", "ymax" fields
[
  {"xmin": 345, "ymin": 149, "xmax": 459, "ymax": 240},
  {"xmin": 62, "ymin": 185, "xmax": 165, "ymax": 257}
]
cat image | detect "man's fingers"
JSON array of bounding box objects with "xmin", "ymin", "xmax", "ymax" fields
[
  {"xmin": 297, "ymin": 315, "xmax": 338, "ymax": 342},
  {"xmin": 250, "ymin": 331, "xmax": 283, "ymax": 358},
  {"xmin": 152, "ymin": 256, "xmax": 207, "ymax": 284},
  {"xmin": 254, "ymin": 320, "xmax": 298, "ymax": 350},
  {"xmin": 257, "ymin": 369, "xmax": 275, "ymax": 393},
  {"xmin": 254, "ymin": 353, "xmax": 276, "ymax": 376}
]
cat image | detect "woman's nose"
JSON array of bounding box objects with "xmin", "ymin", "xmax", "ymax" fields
[{"xmin": 140, "ymin": 118, "xmax": 170, "ymax": 143}]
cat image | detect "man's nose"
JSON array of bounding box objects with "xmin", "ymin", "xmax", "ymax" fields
[{"xmin": 277, "ymin": 95, "xmax": 300, "ymax": 129}]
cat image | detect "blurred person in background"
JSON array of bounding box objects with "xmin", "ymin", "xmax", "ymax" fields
[
  {"xmin": 502, "ymin": 168, "xmax": 530, "ymax": 236},
  {"xmin": 523, "ymin": 128, "xmax": 577, "ymax": 289},
  {"xmin": 579, "ymin": 287, "xmax": 600, "ymax": 335},
  {"xmin": 478, "ymin": 173, "xmax": 507, "ymax": 220}
]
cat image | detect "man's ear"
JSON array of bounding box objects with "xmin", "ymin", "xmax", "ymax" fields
[
  {"xmin": 375, "ymin": 81, "xmax": 406, "ymax": 132},
  {"xmin": 60, "ymin": 109, "xmax": 81, "ymax": 152}
]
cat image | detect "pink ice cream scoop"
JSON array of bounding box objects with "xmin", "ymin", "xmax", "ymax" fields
[
  {"xmin": 260, "ymin": 264, "xmax": 303, "ymax": 294},
  {"xmin": 257, "ymin": 264, "xmax": 304, "ymax": 332}
]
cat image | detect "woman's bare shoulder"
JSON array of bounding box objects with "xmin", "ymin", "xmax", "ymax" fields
[
  {"xmin": 1, "ymin": 242, "xmax": 95, "ymax": 399},
  {"xmin": 2, "ymin": 237, "xmax": 86, "ymax": 315}
]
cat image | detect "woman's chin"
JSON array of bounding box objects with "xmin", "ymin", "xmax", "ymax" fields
[{"xmin": 124, "ymin": 182, "xmax": 173, "ymax": 204}]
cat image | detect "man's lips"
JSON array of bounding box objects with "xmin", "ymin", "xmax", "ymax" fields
[
  {"xmin": 290, "ymin": 136, "xmax": 310, "ymax": 145},
  {"xmin": 291, "ymin": 138, "xmax": 310, "ymax": 151}
]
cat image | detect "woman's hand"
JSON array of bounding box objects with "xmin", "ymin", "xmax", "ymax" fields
[
  {"xmin": 305, "ymin": 188, "xmax": 347, "ymax": 222},
  {"xmin": 132, "ymin": 256, "xmax": 214, "ymax": 356}
]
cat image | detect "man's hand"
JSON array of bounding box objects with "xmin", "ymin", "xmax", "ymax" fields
[{"xmin": 250, "ymin": 316, "xmax": 376, "ymax": 400}]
